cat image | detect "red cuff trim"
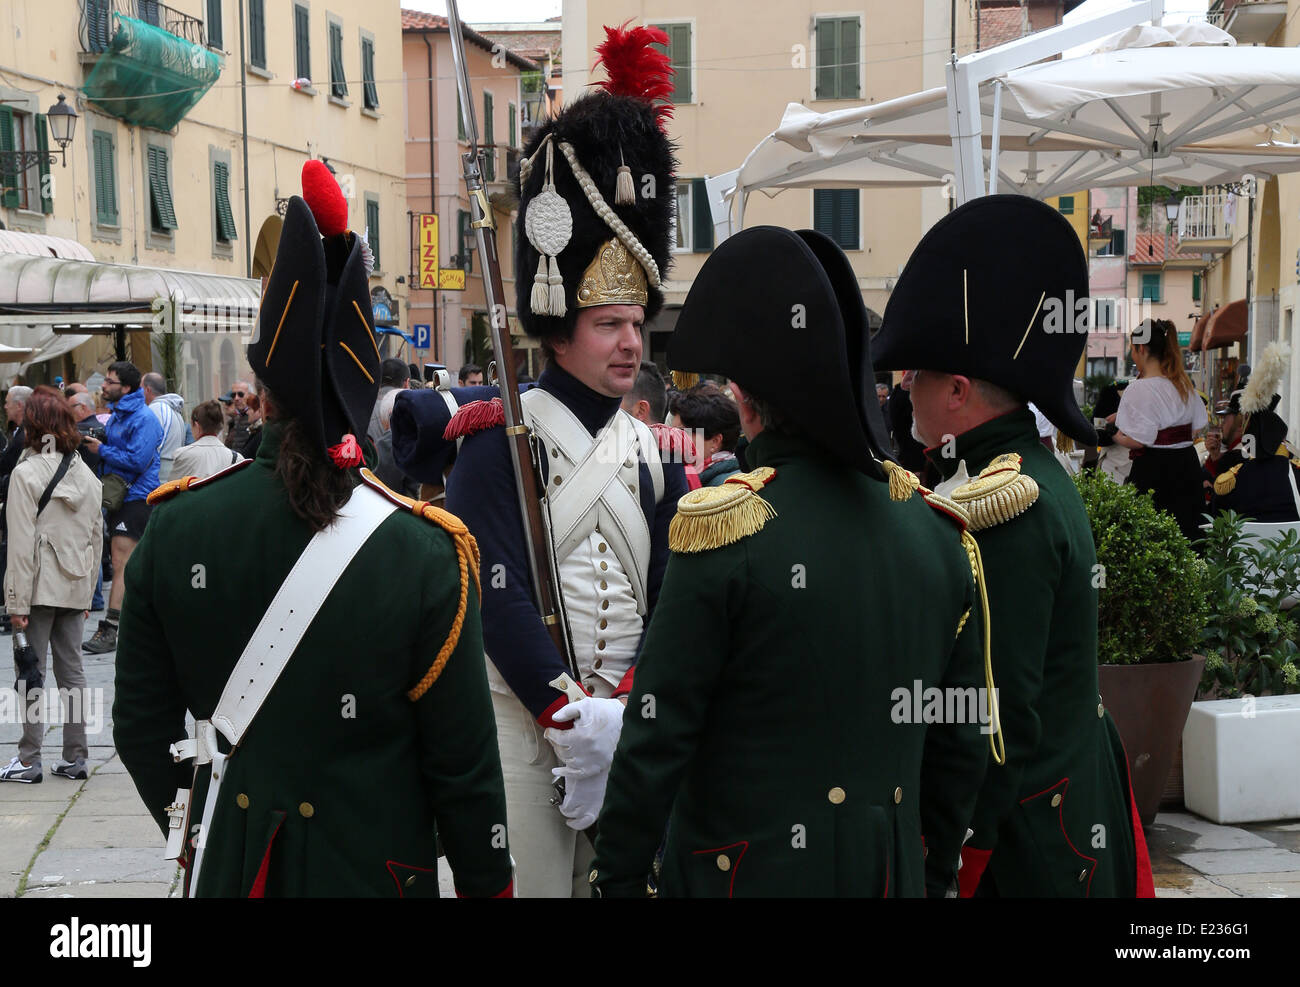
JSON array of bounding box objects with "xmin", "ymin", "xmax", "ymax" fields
[
  {"xmin": 958, "ymin": 846, "xmax": 992, "ymax": 898},
  {"xmin": 455, "ymin": 879, "xmax": 514, "ymax": 899},
  {"xmin": 611, "ymin": 666, "xmax": 636, "ymax": 699},
  {"xmin": 249, "ymin": 816, "xmax": 287, "ymax": 899},
  {"xmin": 537, "ymin": 684, "xmax": 589, "ymax": 730}
]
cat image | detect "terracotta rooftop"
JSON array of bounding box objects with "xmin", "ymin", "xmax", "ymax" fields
[
  {"xmin": 1129, "ymin": 232, "xmax": 1203, "ymax": 264},
  {"xmin": 400, "ymin": 9, "xmax": 540, "ymax": 71}
]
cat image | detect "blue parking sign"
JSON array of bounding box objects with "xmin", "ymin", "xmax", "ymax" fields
[{"xmin": 413, "ymin": 324, "xmax": 431, "ymax": 350}]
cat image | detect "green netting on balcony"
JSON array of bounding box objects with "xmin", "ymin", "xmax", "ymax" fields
[{"xmin": 80, "ymin": 14, "xmax": 220, "ymax": 131}]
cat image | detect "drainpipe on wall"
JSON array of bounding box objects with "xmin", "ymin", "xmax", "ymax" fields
[
  {"xmin": 238, "ymin": 0, "xmax": 252, "ymax": 276},
  {"xmin": 424, "ymin": 31, "xmax": 439, "ymax": 362}
]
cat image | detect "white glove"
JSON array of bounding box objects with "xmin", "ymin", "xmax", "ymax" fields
[
  {"xmin": 543, "ymin": 696, "xmax": 625, "ymax": 778},
  {"xmin": 551, "ymin": 765, "xmax": 608, "ymax": 831}
]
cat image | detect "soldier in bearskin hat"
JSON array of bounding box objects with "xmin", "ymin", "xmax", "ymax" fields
[
  {"xmin": 588, "ymin": 225, "xmax": 992, "ymax": 897},
  {"xmin": 873, "ymin": 194, "xmax": 1154, "ymax": 897},
  {"xmin": 392, "ymin": 25, "xmax": 688, "ymax": 897},
  {"xmin": 113, "ymin": 162, "xmax": 512, "ymax": 897}
]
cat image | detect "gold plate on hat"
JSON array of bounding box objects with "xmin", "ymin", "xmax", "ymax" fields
[{"xmin": 577, "ymin": 238, "xmax": 648, "ymax": 309}]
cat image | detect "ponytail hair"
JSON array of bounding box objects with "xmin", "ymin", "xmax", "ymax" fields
[{"xmin": 1135, "ymin": 318, "xmax": 1193, "ymax": 402}]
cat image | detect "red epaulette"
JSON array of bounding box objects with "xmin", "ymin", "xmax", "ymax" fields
[
  {"xmin": 146, "ymin": 458, "xmax": 254, "ymax": 505},
  {"xmin": 443, "ymin": 398, "xmax": 505, "ymax": 440}
]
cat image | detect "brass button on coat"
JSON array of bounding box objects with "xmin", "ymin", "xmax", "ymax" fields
[
  {"xmin": 828, "ymin": 787, "xmax": 846, "ymax": 804},
  {"xmin": 894, "ymin": 787, "xmax": 903, "ymax": 804},
  {"xmin": 600, "ymin": 600, "xmax": 609, "ymax": 610},
  {"xmin": 1078, "ymin": 869, "xmax": 1088, "ymax": 882},
  {"xmin": 716, "ymin": 854, "xmax": 731, "ymax": 871},
  {"xmin": 405, "ymin": 874, "xmax": 417, "ymax": 887},
  {"xmin": 236, "ymin": 793, "xmax": 250, "ymax": 810},
  {"xmin": 1051, "ymin": 793, "xmax": 1062, "ymax": 808},
  {"xmin": 589, "ymin": 869, "xmax": 598, "ymax": 885},
  {"xmin": 299, "ymin": 801, "xmax": 315, "ymax": 818},
  {"xmin": 554, "ymin": 476, "xmax": 562, "ymax": 486},
  {"xmin": 600, "ymin": 561, "xmax": 608, "ymax": 571},
  {"xmin": 600, "ymin": 581, "xmax": 608, "ymax": 592},
  {"xmin": 593, "ymin": 658, "xmax": 603, "ymax": 669},
  {"xmin": 599, "ymin": 618, "xmax": 608, "ymax": 629},
  {"xmin": 598, "ymin": 542, "xmax": 607, "ymax": 553},
  {"xmin": 597, "ymin": 640, "xmax": 606, "ymax": 650},
  {"xmin": 1097, "ymin": 703, "xmax": 1105, "ymax": 718}
]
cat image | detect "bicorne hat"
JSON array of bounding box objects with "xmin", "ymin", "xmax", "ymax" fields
[
  {"xmin": 247, "ymin": 160, "xmax": 381, "ymax": 468},
  {"xmin": 667, "ymin": 225, "xmax": 894, "ymax": 481},
  {"xmin": 873, "ymin": 194, "xmax": 1096, "ymax": 446}
]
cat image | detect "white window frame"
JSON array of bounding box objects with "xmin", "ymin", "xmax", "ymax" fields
[{"xmin": 673, "ymin": 180, "xmax": 693, "ymax": 254}]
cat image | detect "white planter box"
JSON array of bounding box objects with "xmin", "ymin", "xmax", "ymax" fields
[{"xmin": 1183, "ymin": 696, "xmax": 1300, "ymax": 824}]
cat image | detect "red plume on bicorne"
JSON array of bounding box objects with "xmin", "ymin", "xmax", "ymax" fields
[
  {"xmin": 301, "ymin": 159, "xmax": 348, "ymax": 237},
  {"xmin": 593, "ymin": 21, "xmax": 675, "ymax": 130}
]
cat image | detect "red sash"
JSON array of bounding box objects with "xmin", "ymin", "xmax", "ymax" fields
[{"xmin": 1129, "ymin": 424, "xmax": 1193, "ymax": 460}]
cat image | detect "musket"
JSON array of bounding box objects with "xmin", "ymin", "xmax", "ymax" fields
[{"xmin": 444, "ymin": 1, "xmax": 582, "ymax": 697}]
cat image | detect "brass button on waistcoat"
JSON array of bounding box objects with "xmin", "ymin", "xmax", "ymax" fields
[
  {"xmin": 597, "ymin": 640, "xmax": 606, "ymax": 650},
  {"xmin": 299, "ymin": 802, "xmax": 315, "ymax": 818},
  {"xmin": 235, "ymin": 793, "xmax": 250, "ymax": 810},
  {"xmin": 598, "ymin": 542, "xmax": 607, "ymax": 553},
  {"xmin": 593, "ymin": 658, "xmax": 603, "ymax": 669},
  {"xmin": 716, "ymin": 854, "xmax": 731, "ymax": 872},
  {"xmin": 601, "ymin": 600, "xmax": 609, "ymax": 610},
  {"xmin": 600, "ymin": 561, "xmax": 608, "ymax": 571},
  {"xmin": 600, "ymin": 581, "xmax": 608, "ymax": 591},
  {"xmin": 1051, "ymin": 793, "xmax": 1063, "ymax": 808},
  {"xmin": 828, "ymin": 787, "xmax": 846, "ymax": 805},
  {"xmin": 554, "ymin": 476, "xmax": 562, "ymax": 486},
  {"xmin": 599, "ymin": 618, "xmax": 608, "ymax": 629}
]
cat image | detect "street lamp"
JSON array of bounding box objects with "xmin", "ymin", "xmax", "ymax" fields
[
  {"xmin": 0, "ymin": 93, "xmax": 78, "ymax": 172},
  {"xmin": 1163, "ymin": 191, "xmax": 1182, "ymax": 226}
]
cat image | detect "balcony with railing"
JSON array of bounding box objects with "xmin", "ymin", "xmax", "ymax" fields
[
  {"xmin": 1206, "ymin": 0, "xmax": 1286, "ymax": 44},
  {"xmin": 77, "ymin": 0, "xmax": 220, "ymax": 131},
  {"xmin": 1177, "ymin": 191, "xmax": 1235, "ymax": 254}
]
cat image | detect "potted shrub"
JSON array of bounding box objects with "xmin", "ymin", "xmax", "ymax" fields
[
  {"xmin": 1075, "ymin": 471, "xmax": 1209, "ymax": 825},
  {"xmin": 1199, "ymin": 511, "xmax": 1300, "ymax": 698}
]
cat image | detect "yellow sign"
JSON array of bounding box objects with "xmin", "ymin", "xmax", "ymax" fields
[
  {"xmin": 416, "ymin": 213, "xmax": 467, "ymax": 291},
  {"xmin": 418, "ymin": 213, "xmax": 439, "ymax": 289}
]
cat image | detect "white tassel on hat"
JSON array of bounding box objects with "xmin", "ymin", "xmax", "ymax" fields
[
  {"xmin": 522, "ymin": 136, "xmax": 573, "ymax": 318},
  {"xmin": 615, "ymin": 147, "xmax": 635, "ymax": 206}
]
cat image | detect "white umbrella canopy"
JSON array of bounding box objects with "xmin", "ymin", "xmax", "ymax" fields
[{"xmin": 723, "ymin": 20, "xmax": 1300, "ymax": 225}]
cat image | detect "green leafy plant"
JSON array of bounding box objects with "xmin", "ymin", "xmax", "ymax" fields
[
  {"xmin": 1075, "ymin": 471, "xmax": 1209, "ymax": 665},
  {"xmin": 1198, "ymin": 511, "xmax": 1300, "ymax": 698}
]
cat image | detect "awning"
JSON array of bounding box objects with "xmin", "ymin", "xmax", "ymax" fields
[
  {"xmin": 1188, "ymin": 309, "xmax": 1213, "ymax": 351},
  {"xmin": 0, "ymin": 231, "xmax": 94, "ymax": 261},
  {"xmin": 0, "ymin": 253, "xmax": 262, "ymax": 335},
  {"xmin": 1202, "ymin": 299, "xmax": 1248, "ymax": 351}
]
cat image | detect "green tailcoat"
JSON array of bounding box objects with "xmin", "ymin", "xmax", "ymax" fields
[
  {"xmin": 590, "ymin": 431, "xmax": 988, "ymax": 897},
  {"xmin": 939, "ymin": 409, "xmax": 1143, "ymax": 897},
  {"xmin": 114, "ymin": 424, "xmax": 511, "ymax": 897}
]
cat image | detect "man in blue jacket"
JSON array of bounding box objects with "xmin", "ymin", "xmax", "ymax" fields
[{"xmin": 82, "ymin": 361, "xmax": 161, "ymax": 654}]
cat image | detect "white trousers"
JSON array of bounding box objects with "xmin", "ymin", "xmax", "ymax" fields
[{"xmin": 490, "ymin": 687, "xmax": 596, "ymax": 898}]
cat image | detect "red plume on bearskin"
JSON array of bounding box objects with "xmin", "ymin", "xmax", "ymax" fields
[
  {"xmin": 593, "ymin": 22, "xmax": 675, "ymax": 129},
  {"xmin": 301, "ymin": 159, "xmax": 348, "ymax": 237}
]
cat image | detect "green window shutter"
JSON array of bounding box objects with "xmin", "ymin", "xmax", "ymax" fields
[
  {"xmin": 330, "ymin": 22, "xmax": 346, "ymax": 97},
  {"xmin": 483, "ymin": 93, "xmax": 495, "ymax": 181},
  {"xmin": 1058, "ymin": 195, "xmax": 1074, "ymax": 215},
  {"xmin": 148, "ymin": 146, "xmax": 178, "ymax": 231},
  {"xmin": 816, "ymin": 19, "xmax": 838, "ymax": 99},
  {"xmin": 509, "ymin": 103, "xmax": 516, "ymax": 148},
  {"xmin": 691, "ymin": 177, "xmax": 712, "ymax": 253},
  {"xmin": 836, "ymin": 189, "xmax": 859, "ymax": 249},
  {"xmin": 249, "ymin": 0, "xmax": 266, "ymax": 68},
  {"xmin": 35, "ymin": 113, "xmax": 52, "ymax": 215},
  {"xmin": 87, "ymin": 0, "xmax": 112, "ymax": 52},
  {"xmin": 207, "ymin": 0, "xmax": 223, "ymax": 49},
  {"xmin": 294, "ymin": 5, "xmax": 310, "ymax": 81},
  {"xmin": 1141, "ymin": 273, "xmax": 1161, "ymax": 302},
  {"xmin": 93, "ymin": 131, "xmax": 117, "ymax": 225},
  {"xmin": 1193, "ymin": 273, "xmax": 1202, "ymax": 303},
  {"xmin": 215, "ymin": 161, "xmax": 238, "ymax": 241},
  {"xmin": 672, "ymin": 24, "xmax": 692, "ymax": 103},
  {"xmin": 0, "ymin": 107, "xmax": 17, "ymax": 209},
  {"xmin": 838, "ymin": 18, "xmax": 859, "ymax": 100},
  {"xmin": 813, "ymin": 188, "xmax": 832, "ymax": 237},
  {"xmin": 363, "ymin": 38, "xmax": 378, "ymax": 109},
  {"xmin": 458, "ymin": 209, "xmax": 472, "ymax": 273},
  {"xmin": 366, "ymin": 199, "xmax": 380, "ymax": 270}
]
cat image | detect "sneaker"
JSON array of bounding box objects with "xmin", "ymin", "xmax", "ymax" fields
[
  {"xmin": 0, "ymin": 756, "xmax": 42, "ymax": 783},
  {"xmin": 51, "ymin": 758, "xmax": 88, "ymax": 780},
  {"xmin": 83, "ymin": 620, "xmax": 117, "ymax": 655}
]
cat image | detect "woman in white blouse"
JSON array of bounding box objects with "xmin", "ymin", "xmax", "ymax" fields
[{"xmin": 1112, "ymin": 318, "xmax": 1208, "ymax": 542}]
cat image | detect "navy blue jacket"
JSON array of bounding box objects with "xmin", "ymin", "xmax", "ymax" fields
[
  {"xmin": 397, "ymin": 366, "xmax": 686, "ymax": 720},
  {"xmin": 100, "ymin": 388, "xmax": 162, "ymax": 502}
]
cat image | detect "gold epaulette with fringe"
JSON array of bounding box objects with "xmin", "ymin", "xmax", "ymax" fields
[
  {"xmin": 360, "ymin": 469, "xmax": 482, "ymax": 701},
  {"xmin": 880, "ymin": 460, "xmax": 921, "ymax": 502},
  {"xmin": 949, "ymin": 453, "xmax": 1040, "ymax": 532},
  {"xmin": 668, "ymin": 466, "xmax": 776, "ymax": 553},
  {"xmin": 1214, "ymin": 462, "xmax": 1243, "ymax": 496}
]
